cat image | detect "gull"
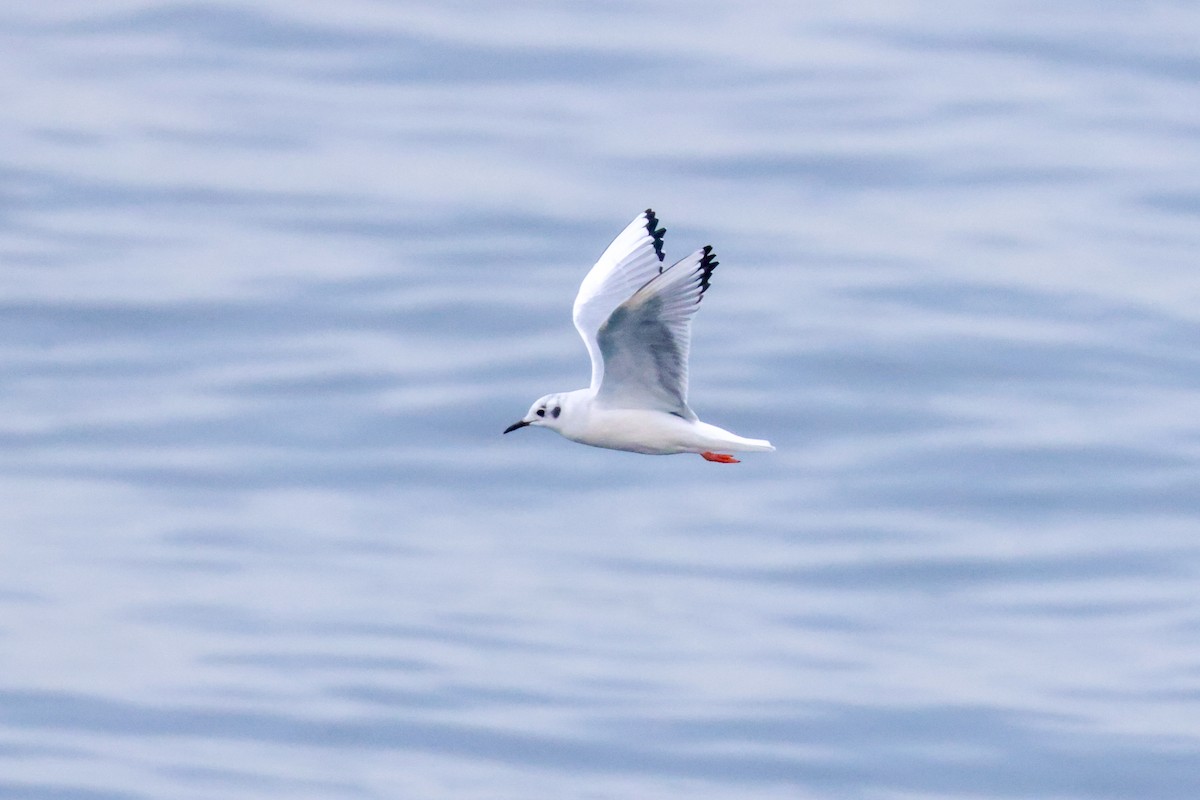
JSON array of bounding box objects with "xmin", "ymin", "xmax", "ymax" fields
[{"xmin": 503, "ymin": 209, "xmax": 774, "ymax": 463}]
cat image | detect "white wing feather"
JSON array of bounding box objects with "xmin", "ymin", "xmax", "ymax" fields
[{"xmin": 572, "ymin": 209, "xmax": 665, "ymax": 390}]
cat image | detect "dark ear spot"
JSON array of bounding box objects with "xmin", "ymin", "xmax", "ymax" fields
[{"xmin": 552, "ymin": 406, "xmax": 561, "ymax": 419}]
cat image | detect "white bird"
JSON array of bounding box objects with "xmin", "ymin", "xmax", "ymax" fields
[{"xmin": 503, "ymin": 209, "xmax": 774, "ymax": 464}]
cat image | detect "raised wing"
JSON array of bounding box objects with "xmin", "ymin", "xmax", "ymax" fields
[
  {"xmin": 594, "ymin": 245, "xmax": 717, "ymax": 419},
  {"xmin": 572, "ymin": 209, "xmax": 666, "ymax": 390}
]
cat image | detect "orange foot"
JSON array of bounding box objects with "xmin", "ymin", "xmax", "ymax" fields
[{"xmin": 700, "ymin": 451, "xmax": 740, "ymax": 464}]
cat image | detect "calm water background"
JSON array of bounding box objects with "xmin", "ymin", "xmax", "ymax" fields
[{"xmin": 3, "ymin": 2, "xmax": 1200, "ymax": 798}]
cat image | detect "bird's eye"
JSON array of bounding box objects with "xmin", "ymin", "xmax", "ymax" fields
[
  {"xmin": 536, "ymin": 408, "xmax": 545, "ymax": 417},
  {"xmin": 552, "ymin": 406, "xmax": 561, "ymax": 418}
]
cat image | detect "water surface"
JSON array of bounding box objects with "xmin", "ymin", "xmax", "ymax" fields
[{"xmin": 2, "ymin": 2, "xmax": 1200, "ymax": 798}]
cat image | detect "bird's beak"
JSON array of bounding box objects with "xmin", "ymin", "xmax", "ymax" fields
[{"xmin": 503, "ymin": 419, "xmax": 531, "ymax": 434}]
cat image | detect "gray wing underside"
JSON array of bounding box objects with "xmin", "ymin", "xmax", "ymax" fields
[{"xmin": 595, "ymin": 246, "xmax": 717, "ymax": 420}]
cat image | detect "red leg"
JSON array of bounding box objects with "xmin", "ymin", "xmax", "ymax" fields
[{"xmin": 700, "ymin": 451, "xmax": 740, "ymax": 463}]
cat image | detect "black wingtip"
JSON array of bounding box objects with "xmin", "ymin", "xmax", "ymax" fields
[
  {"xmin": 644, "ymin": 208, "xmax": 666, "ymax": 263},
  {"xmin": 698, "ymin": 244, "xmax": 718, "ymax": 297}
]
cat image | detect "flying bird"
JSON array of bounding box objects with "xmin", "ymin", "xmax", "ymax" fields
[{"xmin": 503, "ymin": 209, "xmax": 774, "ymax": 463}]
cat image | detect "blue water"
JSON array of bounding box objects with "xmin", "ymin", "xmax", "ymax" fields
[{"xmin": 3, "ymin": 3, "xmax": 1200, "ymax": 798}]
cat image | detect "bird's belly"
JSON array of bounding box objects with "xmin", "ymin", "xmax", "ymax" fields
[{"xmin": 565, "ymin": 409, "xmax": 694, "ymax": 455}]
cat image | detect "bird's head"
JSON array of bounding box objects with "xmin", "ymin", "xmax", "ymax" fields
[{"xmin": 503, "ymin": 393, "xmax": 567, "ymax": 435}]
